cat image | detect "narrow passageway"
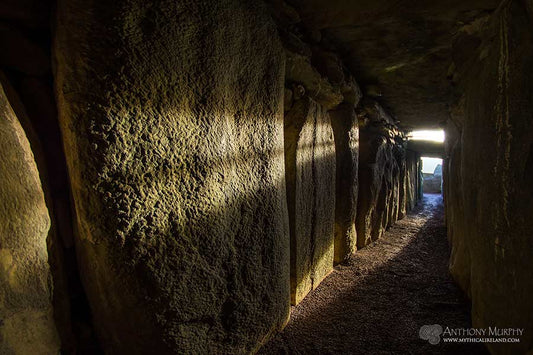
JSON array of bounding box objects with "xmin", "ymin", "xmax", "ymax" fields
[
  {"xmin": 260, "ymin": 194, "xmax": 486, "ymax": 355},
  {"xmin": 4, "ymin": 0, "xmax": 533, "ymax": 352}
]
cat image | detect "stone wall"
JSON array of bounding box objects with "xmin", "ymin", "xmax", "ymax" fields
[
  {"xmin": 443, "ymin": 114, "xmax": 471, "ymax": 297},
  {"xmin": 284, "ymin": 97, "xmax": 336, "ymax": 305},
  {"xmin": 406, "ymin": 150, "xmax": 421, "ymax": 212},
  {"xmin": 0, "ymin": 1, "xmax": 95, "ymax": 351},
  {"xmin": 0, "ymin": 0, "xmax": 424, "ymax": 352},
  {"xmin": 355, "ymin": 100, "xmax": 410, "ymax": 248},
  {"xmin": 276, "ymin": 0, "xmax": 421, "ymax": 303},
  {"xmin": 55, "ymin": 0, "xmax": 290, "ymax": 353},
  {"xmin": 445, "ymin": 1, "xmax": 533, "ymax": 353},
  {"xmin": 330, "ymin": 103, "xmax": 360, "ymax": 263},
  {"xmin": 276, "ymin": 0, "xmax": 365, "ymax": 302},
  {"xmin": 0, "ymin": 82, "xmax": 60, "ymax": 354}
]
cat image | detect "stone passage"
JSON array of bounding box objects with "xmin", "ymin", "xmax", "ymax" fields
[
  {"xmin": 3, "ymin": 0, "xmax": 533, "ymax": 353},
  {"xmin": 259, "ymin": 195, "xmax": 485, "ymax": 355},
  {"xmin": 275, "ymin": 1, "xmax": 421, "ymax": 309},
  {"xmin": 355, "ymin": 100, "xmax": 413, "ymax": 249}
]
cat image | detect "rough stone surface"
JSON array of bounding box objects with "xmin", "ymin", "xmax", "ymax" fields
[
  {"xmin": 330, "ymin": 103, "xmax": 359, "ymax": 263},
  {"xmin": 355, "ymin": 100, "xmax": 406, "ymax": 248},
  {"xmin": 0, "ymin": 82, "xmax": 60, "ymax": 354},
  {"xmin": 286, "ymin": 0, "xmax": 500, "ymax": 129},
  {"xmin": 277, "ymin": 10, "xmax": 359, "ymax": 111},
  {"xmin": 444, "ymin": 2, "xmax": 533, "ymax": 353},
  {"xmin": 0, "ymin": 0, "xmax": 86, "ymax": 346},
  {"xmin": 397, "ymin": 147, "xmax": 408, "ymax": 220},
  {"xmin": 284, "ymin": 97, "xmax": 335, "ymax": 305},
  {"xmin": 405, "ymin": 150, "xmax": 421, "ymax": 212},
  {"xmin": 0, "ymin": 71, "xmax": 83, "ymax": 352},
  {"xmin": 54, "ymin": 0, "xmax": 290, "ymax": 353},
  {"xmin": 285, "ymin": 49, "xmax": 344, "ymax": 109},
  {"xmin": 0, "ymin": 7, "xmax": 91, "ymax": 345}
]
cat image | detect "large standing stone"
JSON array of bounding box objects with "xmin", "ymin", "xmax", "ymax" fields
[
  {"xmin": 284, "ymin": 97, "xmax": 335, "ymax": 305},
  {"xmin": 446, "ymin": 2, "xmax": 533, "ymax": 353},
  {"xmin": 356, "ymin": 101, "xmax": 405, "ymax": 248},
  {"xmin": 443, "ymin": 117, "xmax": 471, "ymax": 296},
  {"xmin": 330, "ymin": 103, "xmax": 359, "ymax": 263},
  {"xmin": 397, "ymin": 146, "xmax": 408, "ymax": 219},
  {"xmin": 0, "ymin": 82, "xmax": 60, "ymax": 354},
  {"xmin": 54, "ymin": 0, "xmax": 290, "ymax": 353},
  {"xmin": 386, "ymin": 144, "xmax": 403, "ymax": 226},
  {"xmin": 405, "ymin": 150, "xmax": 420, "ymax": 211}
]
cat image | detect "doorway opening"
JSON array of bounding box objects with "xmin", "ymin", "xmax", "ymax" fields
[{"xmin": 421, "ymin": 157, "xmax": 442, "ymax": 194}]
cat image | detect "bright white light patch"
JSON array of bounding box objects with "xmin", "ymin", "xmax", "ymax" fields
[
  {"xmin": 421, "ymin": 157, "xmax": 443, "ymax": 174},
  {"xmin": 409, "ymin": 130, "xmax": 445, "ymax": 142}
]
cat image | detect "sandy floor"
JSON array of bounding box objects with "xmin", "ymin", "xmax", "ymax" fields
[{"xmin": 259, "ymin": 194, "xmax": 488, "ymax": 355}]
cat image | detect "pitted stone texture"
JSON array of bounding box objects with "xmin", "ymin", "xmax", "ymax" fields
[
  {"xmin": 445, "ymin": 2, "xmax": 533, "ymax": 353},
  {"xmin": 0, "ymin": 83, "xmax": 60, "ymax": 354},
  {"xmin": 285, "ymin": 50, "xmax": 344, "ymax": 109},
  {"xmin": 284, "ymin": 97, "xmax": 335, "ymax": 305},
  {"xmin": 330, "ymin": 103, "xmax": 359, "ymax": 263},
  {"xmin": 356, "ymin": 101, "xmax": 405, "ymax": 248},
  {"xmin": 54, "ymin": 0, "xmax": 289, "ymax": 353}
]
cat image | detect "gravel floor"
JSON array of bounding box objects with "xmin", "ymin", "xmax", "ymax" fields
[{"xmin": 259, "ymin": 194, "xmax": 488, "ymax": 355}]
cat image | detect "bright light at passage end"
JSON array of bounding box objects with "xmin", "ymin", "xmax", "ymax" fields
[
  {"xmin": 408, "ymin": 130, "xmax": 445, "ymax": 142},
  {"xmin": 421, "ymin": 157, "xmax": 443, "ymax": 173}
]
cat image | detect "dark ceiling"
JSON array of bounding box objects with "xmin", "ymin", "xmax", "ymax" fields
[{"xmin": 287, "ymin": 0, "xmax": 500, "ymax": 129}]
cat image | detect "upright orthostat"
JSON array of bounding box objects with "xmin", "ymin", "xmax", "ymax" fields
[
  {"xmin": 0, "ymin": 83, "xmax": 60, "ymax": 354},
  {"xmin": 54, "ymin": 0, "xmax": 290, "ymax": 353}
]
